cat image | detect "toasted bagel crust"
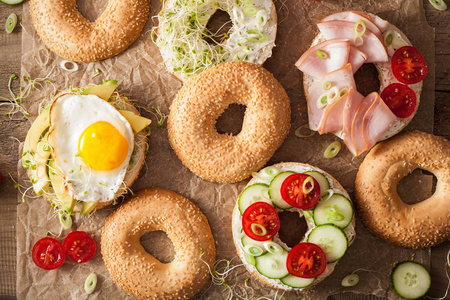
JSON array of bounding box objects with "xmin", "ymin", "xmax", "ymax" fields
[
  {"xmin": 101, "ymin": 188, "xmax": 216, "ymax": 300},
  {"xmin": 168, "ymin": 62, "xmax": 291, "ymax": 183},
  {"xmin": 29, "ymin": 0, "xmax": 150, "ymax": 62},
  {"xmin": 355, "ymin": 131, "xmax": 450, "ymax": 248}
]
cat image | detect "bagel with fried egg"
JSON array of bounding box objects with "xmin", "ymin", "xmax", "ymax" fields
[{"xmin": 21, "ymin": 81, "xmax": 151, "ymax": 215}]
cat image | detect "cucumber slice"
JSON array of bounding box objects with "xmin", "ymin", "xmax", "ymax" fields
[
  {"xmin": 307, "ymin": 224, "xmax": 347, "ymax": 263},
  {"xmin": 313, "ymin": 194, "xmax": 353, "ymax": 228},
  {"xmin": 1, "ymin": 0, "xmax": 24, "ymax": 5},
  {"xmin": 255, "ymin": 250, "xmax": 289, "ymax": 279},
  {"xmin": 238, "ymin": 183, "xmax": 271, "ymax": 214},
  {"xmin": 268, "ymin": 171, "xmax": 294, "ymax": 209},
  {"xmin": 281, "ymin": 275, "xmax": 315, "ymax": 288},
  {"xmin": 391, "ymin": 261, "xmax": 430, "ymax": 300},
  {"xmin": 304, "ymin": 171, "xmax": 330, "ymax": 197},
  {"xmin": 241, "ymin": 235, "xmax": 268, "ymax": 256}
]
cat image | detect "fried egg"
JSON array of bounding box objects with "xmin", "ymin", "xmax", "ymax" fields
[{"xmin": 48, "ymin": 94, "xmax": 134, "ymax": 203}]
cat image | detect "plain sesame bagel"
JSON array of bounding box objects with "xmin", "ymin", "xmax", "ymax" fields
[
  {"xmin": 232, "ymin": 162, "xmax": 356, "ymax": 290},
  {"xmin": 355, "ymin": 131, "xmax": 450, "ymax": 248},
  {"xmin": 29, "ymin": 0, "xmax": 151, "ymax": 62},
  {"xmin": 168, "ymin": 61, "xmax": 291, "ymax": 183},
  {"xmin": 101, "ymin": 188, "xmax": 216, "ymax": 300}
]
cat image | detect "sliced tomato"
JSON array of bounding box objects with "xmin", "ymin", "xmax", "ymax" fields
[
  {"xmin": 391, "ymin": 46, "xmax": 427, "ymax": 84},
  {"xmin": 380, "ymin": 83, "xmax": 417, "ymax": 118},
  {"xmin": 286, "ymin": 243, "xmax": 327, "ymax": 278},
  {"xmin": 280, "ymin": 173, "xmax": 320, "ymax": 209},
  {"xmin": 32, "ymin": 237, "xmax": 65, "ymax": 270},
  {"xmin": 63, "ymin": 231, "xmax": 97, "ymax": 263},
  {"xmin": 242, "ymin": 202, "xmax": 280, "ymax": 241}
]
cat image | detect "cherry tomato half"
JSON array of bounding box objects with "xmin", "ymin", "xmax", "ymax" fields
[
  {"xmin": 281, "ymin": 173, "xmax": 320, "ymax": 209},
  {"xmin": 391, "ymin": 46, "xmax": 427, "ymax": 85},
  {"xmin": 242, "ymin": 202, "xmax": 280, "ymax": 241},
  {"xmin": 63, "ymin": 231, "xmax": 97, "ymax": 263},
  {"xmin": 32, "ymin": 237, "xmax": 66, "ymax": 270},
  {"xmin": 286, "ymin": 243, "xmax": 327, "ymax": 278},
  {"xmin": 381, "ymin": 83, "xmax": 417, "ymax": 118}
]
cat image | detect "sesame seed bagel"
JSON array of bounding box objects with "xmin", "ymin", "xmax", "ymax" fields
[
  {"xmin": 303, "ymin": 23, "xmax": 422, "ymax": 142},
  {"xmin": 355, "ymin": 131, "xmax": 450, "ymax": 248},
  {"xmin": 101, "ymin": 188, "xmax": 216, "ymax": 300},
  {"xmin": 232, "ymin": 162, "xmax": 356, "ymax": 290},
  {"xmin": 168, "ymin": 61, "xmax": 291, "ymax": 183},
  {"xmin": 29, "ymin": 0, "xmax": 151, "ymax": 62}
]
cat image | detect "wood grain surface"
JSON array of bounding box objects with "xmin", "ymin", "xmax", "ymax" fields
[{"xmin": 0, "ymin": 1, "xmax": 449, "ymax": 300}]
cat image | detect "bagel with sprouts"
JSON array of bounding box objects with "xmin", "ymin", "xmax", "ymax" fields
[{"xmin": 21, "ymin": 81, "xmax": 150, "ymax": 215}]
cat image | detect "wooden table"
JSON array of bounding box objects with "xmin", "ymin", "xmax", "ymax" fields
[{"xmin": 0, "ymin": 1, "xmax": 449, "ymax": 299}]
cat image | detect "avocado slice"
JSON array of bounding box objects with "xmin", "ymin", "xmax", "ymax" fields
[
  {"xmin": 30, "ymin": 133, "xmax": 52, "ymax": 196},
  {"xmin": 80, "ymin": 80, "xmax": 118, "ymax": 100},
  {"xmin": 22, "ymin": 107, "xmax": 50, "ymax": 169},
  {"xmin": 48, "ymin": 159, "xmax": 76, "ymax": 213},
  {"xmin": 119, "ymin": 110, "xmax": 152, "ymax": 134},
  {"xmin": 82, "ymin": 201, "xmax": 98, "ymax": 216}
]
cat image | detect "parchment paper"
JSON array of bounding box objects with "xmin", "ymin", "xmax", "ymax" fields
[{"xmin": 17, "ymin": 0, "xmax": 435, "ymax": 299}]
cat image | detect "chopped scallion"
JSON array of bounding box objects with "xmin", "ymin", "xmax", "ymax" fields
[
  {"xmin": 324, "ymin": 141, "xmax": 341, "ymax": 158},
  {"xmin": 5, "ymin": 13, "xmax": 17, "ymax": 34}
]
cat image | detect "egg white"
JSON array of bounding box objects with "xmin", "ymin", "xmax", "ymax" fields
[{"xmin": 48, "ymin": 94, "xmax": 134, "ymax": 203}]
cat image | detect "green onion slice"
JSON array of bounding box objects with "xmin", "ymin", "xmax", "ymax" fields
[
  {"xmin": 339, "ymin": 87, "xmax": 349, "ymax": 97},
  {"xmin": 354, "ymin": 20, "xmax": 366, "ymax": 37},
  {"xmin": 232, "ymin": 7, "xmax": 245, "ymax": 25},
  {"xmin": 295, "ymin": 124, "xmax": 316, "ymax": 138},
  {"xmin": 429, "ymin": 0, "xmax": 447, "ymax": 11},
  {"xmin": 317, "ymin": 92, "xmax": 328, "ymax": 109},
  {"xmin": 316, "ymin": 49, "xmax": 328, "ymax": 59},
  {"xmin": 324, "ymin": 141, "xmax": 342, "ymax": 158},
  {"xmin": 59, "ymin": 211, "xmax": 72, "ymax": 229},
  {"xmin": 324, "ymin": 205, "xmax": 338, "ymax": 216},
  {"xmin": 330, "ymin": 214, "xmax": 345, "ymax": 221},
  {"xmin": 60, "ymin": 60, "xmax": 79, "ymax": 72},
  {"xmin": 244, "ymin": 245, "xmax": 264, "ymax": 256},
  {"xmin": 327, "ymin": 86, "xmax": 340, "ymax": 104},
  {"xmin": 263, "ymin": 166, "xmax": 279, "ymax": 177},
  {"xmin": 353, "ymin": 36, "xmax": 364, "ymax": 47},
  {"xmin": 256, "ymin": 9, "xmax": 268, "ymax": 27},
  {"xmin": 5, "ymin": 13, "xmax": 17, "ymax": 34},
  {"xmin": 196, "ymin": 12, "xmax": 211, "ymax": 22},
  {"xmin": 324, "ymin": 81, "xmax": 332, "ymax": 90},
  {"xmin": 84, "ymin": 273, "xmax": 97, "ymax": 294},
  {"xmin": 302, "ymin": 176, "xmax": 315, "ymax": 194},
  {"xmin": 341, "ymin": 274, "xmax": 360, "ymax": 287},
  {"xmin": 246, "ymin": 29, "xmax": 267, "ymax": 43},
  {"xmin": 263, "ymin": 241, "xmax": 283, "ymax": 254},
  {"xmin": 244, "ymin": 6, "xmax": 258, "ymax": 16},
  {"xmin": 251, "ymin": 223, "xmax": 267, "ymax": 236},
  {"xmin": 384, "ymin": 33, "xmax": 394, "ymax": 46}
]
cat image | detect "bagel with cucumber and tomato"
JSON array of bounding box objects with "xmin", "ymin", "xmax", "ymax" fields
[
  {"xmin": 232, "ymin": 162, "xmax": 355, "ymax": 290},
  {"xmin": 21, "ymin": 81, "xmax": 151, "ymax": 216}
]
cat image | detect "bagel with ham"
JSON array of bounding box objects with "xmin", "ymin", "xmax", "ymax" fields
[{"xmin": 296, "ymin": 11, "xmax": 427, "ymax": 156}]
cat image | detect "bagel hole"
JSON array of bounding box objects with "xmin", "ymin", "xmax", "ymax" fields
[
  {"xmin": 76, "ymin": 0, "xmax": 107, "ymax": 22},
  {"xmin": 354, "ymin": 64, "xmax": 380, "ymax": 96},
  {"xmin": 397, "ymin": 169, "xmax": 436, "ymax": 205},
  {"xmin": 277, "ymin": 211, "xmax": 308, "ymax": 248},
  {"xmin": 204, "ymin": 9, "xmax": 233, "ymax": 45},
  {"xmin": 215, "ymin": 103, "xmax": 246, "ymax": 135},
  {"xmin": 140, "ymin": 231, "xmax": 175, "ymax": 264}
]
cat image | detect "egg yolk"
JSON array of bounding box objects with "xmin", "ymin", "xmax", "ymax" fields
[{"xmin": 78, "ymin": 121, "xmax": 129, "ymax": 171}]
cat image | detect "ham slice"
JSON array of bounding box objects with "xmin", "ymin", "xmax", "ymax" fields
[
  {"xmin": 318, "ymin": 89, "xmax": 349, "ymax": 134},
  {"xmin": 320, "ymin": 11, "xmax": 384, "ymax": 42},
  {"xmin": 349, "ymin": 46, "xmax": 367, "ymax": 73},
  {"xmin": 357, "ymin": 11, "xmax": 390, "ymax": 32},
  {"xmin": 317, "ymin": 20, "xmax": 388, "ymax": 63},
  {"xmin": 362, "ymin": 95, "xmax": 397, "ymax": 149},
  {"xmin": 295, "ymin": 39, "xmax": 351, "ymax": 79},
  {"xmin": 351, "ymin": 92, "xmax": 379, "ymax": 156},
  {"xmin": 308, "ymin": 63, "xmax": 356, "ymax": 131},
  {"xmin": 342, "ymin": 88, "xmax": 365, "ymax": 156}
]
